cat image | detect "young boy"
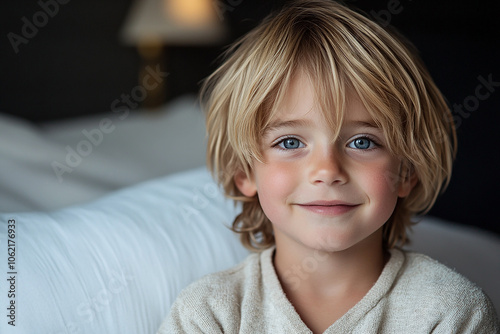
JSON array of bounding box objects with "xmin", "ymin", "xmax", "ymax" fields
[{"xmin": 159, "ymin": 0, "xmax": 499, "ymax": 332}]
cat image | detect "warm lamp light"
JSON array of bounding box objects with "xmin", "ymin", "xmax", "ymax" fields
[
  {"xmin": 165, "ymin": 0, "xmax": 215, "ymax": 27},
  {"xmin": 121, "ymin": 0, "xmax": 226, "ymax": 45}
]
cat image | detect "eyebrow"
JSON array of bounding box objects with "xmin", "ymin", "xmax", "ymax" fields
[
  {"xmin": 345, "ymin": 120, "xmax": 381, "ymax": 130},
  {"xmin": 263, "ymin": 119, "xmax": 313, "ymax": 134},
  {"xmin": 263, "ymin": 119, "xmax": 380, "ymax": 135}
]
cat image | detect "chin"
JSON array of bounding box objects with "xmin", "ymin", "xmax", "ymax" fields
[
  {"xmin": 311, "ymin": 230, "xmax": 378, "ymax": 253},
  {"xmin": 309, "ymin": 234, "xmax": 356, "ymax": 252}
]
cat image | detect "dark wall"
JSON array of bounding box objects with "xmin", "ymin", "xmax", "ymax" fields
[
  {"xmin": 1, "ymin": 1, "xmax": 499, "ymax": 236},
  {"xmin": 0, "ymin": 1, "xmax": 140, "ymax": 121}
]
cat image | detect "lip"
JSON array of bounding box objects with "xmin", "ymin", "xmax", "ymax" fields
[{"xmin": 296, "ymin": 201, "xmax": 360, "ymax": 216}]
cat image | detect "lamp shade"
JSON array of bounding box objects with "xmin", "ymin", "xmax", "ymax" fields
[{"xmin": 121, "ymin": 0, "xmax": 226, "ymax": 45}]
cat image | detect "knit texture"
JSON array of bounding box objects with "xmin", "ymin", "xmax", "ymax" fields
[{"xmin": 158, "ymin": 248, "xmax": 499, "ymax": 333}]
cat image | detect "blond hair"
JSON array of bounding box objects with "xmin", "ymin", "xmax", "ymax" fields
[{"xmin": 202, "ymin": 0, "xmax": 457, "ymax": 251}]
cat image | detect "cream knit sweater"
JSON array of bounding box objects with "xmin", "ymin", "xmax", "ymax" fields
[{"xmin": 158, "ymin": 248, "xmax": 499, "ymax": 333}]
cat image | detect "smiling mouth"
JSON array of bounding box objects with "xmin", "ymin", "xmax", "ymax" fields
[{"xmin": 297, "ymin": 201, "xmax": 360, "ymax": 216}]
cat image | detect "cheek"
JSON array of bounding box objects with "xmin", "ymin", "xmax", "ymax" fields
[
  {"xmin": 254, "ymin": 161, "xmax": 297, "ymax": 221},
  {"xmin": 358, "ymin": 161, "xmax": 400, "ymax": 217}
]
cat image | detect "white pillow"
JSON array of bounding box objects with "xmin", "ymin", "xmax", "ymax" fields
[{"xmin": 0, "ymin": 167, "xmax": 249, "ymax": 334}]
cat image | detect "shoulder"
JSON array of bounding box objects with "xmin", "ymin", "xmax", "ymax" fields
[
  {"xmin": 158, "ymin": 249, "xmax": 268, "ymax": 333},
  {"xmin": 399, "ymin": 251, "xmax": 485, "ymax": 299},
  {"xmin": 178, "ymin": 250, "xmax": 261, "ymax": 307},
  {"xmin": 391, "ymin": 250, "xmax": 499, "ymax": 331}
]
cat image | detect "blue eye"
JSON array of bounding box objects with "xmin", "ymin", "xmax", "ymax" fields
[
  {"xmin": 278, "ymin": 137, "xmax": 304, "ymax": 149},
  {"xmin": 348, "ymin": 137, "xmax": 376, "ymax": 150}
]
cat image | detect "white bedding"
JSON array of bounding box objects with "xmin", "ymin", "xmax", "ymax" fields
[
  {"xmin": 0, "ymin": 168, "xmax": 250, "ymax": 333},
  {"xmin": 0, "ymin": 95, "xmax": 207, "ymax": 212}
]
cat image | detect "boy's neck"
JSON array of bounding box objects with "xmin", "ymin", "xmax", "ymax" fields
[
  {"xmin": 273, "ymin": 228, "xmax": 387, "ymax": 300},
  {"xmin": 272, "ymin": 229, "xmax": 388, "ymax": 332}
]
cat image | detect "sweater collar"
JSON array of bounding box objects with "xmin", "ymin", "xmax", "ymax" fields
[{"xmin": 259, "ymin": 246, "xmax": 406, "ymax": 333}]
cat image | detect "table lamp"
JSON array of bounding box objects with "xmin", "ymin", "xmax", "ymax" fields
[{"xmin": 121, "ymin": 0, "xmax": 227, "ymax": 108}]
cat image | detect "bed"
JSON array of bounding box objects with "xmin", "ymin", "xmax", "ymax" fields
[{"xmin": 0, "ymin": 95, "xmax": 499, "ymax": 333}]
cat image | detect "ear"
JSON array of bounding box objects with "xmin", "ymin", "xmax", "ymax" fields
[
  {"xmin": 234, "ymin": 169, "xmax": 257, "ymax": 197},
  {"xmin": 397, "ymin": 166, "xmax": 418, "ymax": 198}
]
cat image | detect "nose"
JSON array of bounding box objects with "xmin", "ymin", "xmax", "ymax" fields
[{"xmin": 308, "ymin": 146, "xmax": 347, "ymax": 186}]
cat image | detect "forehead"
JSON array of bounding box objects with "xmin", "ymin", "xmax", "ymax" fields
[{"xmin": 266, "ymin": 71, "xmax": 375, "ymax": 128}]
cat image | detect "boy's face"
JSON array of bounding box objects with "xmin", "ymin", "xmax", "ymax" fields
[{"xmin": 235, "ymin": 72, "xmax": 415, "ymax": 254}]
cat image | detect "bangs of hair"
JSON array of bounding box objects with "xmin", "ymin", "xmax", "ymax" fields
[{"xmin": 204, "ymin": 0, "xmax": 439, "ymax": 173}]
